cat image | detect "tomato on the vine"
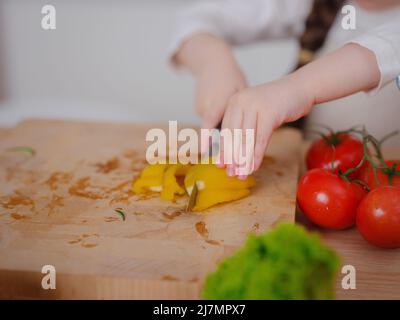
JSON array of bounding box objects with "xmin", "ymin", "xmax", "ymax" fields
[
  {"xmin": 297, "ymin": 169, "xmax": 367, "ymax": 230},
  {"xmin": 359, "ymin": 160, "xmax": 400, "ymax": 190},
  {"xmin": 306, "ymin": 133, "xmax": 365, "ymax": 177},
  {"xmin": 356, "ymin": 186, "xmax": 400, "ymax": 248}
]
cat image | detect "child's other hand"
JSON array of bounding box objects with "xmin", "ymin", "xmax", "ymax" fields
[
  {"xmin": 220, "ymin": 76, "xmax": 313, "ymax": 177},
  {"xmin": 197, "ymin": 61, "xmax": 247, "ymax": 130},
  {"xmin": 173, "ymin": 33, "xmax": 247, "ymax": 130}
]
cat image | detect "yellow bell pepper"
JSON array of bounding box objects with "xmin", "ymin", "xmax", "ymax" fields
[
  {"xmin": 161, "ymin": 164, "xmax": 191, "ymax": 201},
  {"xmin": 184, "ymin": 164, "xmax": 256, "ymax": 211},
  {"xmin": 132, "ymin": 161, "xmax": 256, "ymax": 211},
  {"xmin": 184, "ymin": 164, "xmax": 255, "ymax": 191},
  {"xmin": 193, "ymin": 188, "xmax": 251, "ymax": 211},
  {"xmin": 132, "ymin": 163, "xmax": 169, "ymax": 193}
]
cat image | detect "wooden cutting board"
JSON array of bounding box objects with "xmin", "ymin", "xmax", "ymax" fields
[{"xmin": 0, "ymin": 119, "xmax": 301, "ymax": 299}]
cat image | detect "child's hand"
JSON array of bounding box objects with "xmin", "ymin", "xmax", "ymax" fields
[
  {"xmin": 220, "ymin": 43, "xmax": 381, "ymax": 178},
  {"xmin": 175, "ymin": 38, "xmax": 380, "ymax": 177},
  {"xmin": 173, "ymin": 33, "xmax": 247, "ymax": 129},
  {"xmin": 220, "ymin": 76, "xmax": 313, "ymax": 177},
  {"xmin": 196, "ymin": 61, "xmax": 246, "ymax": 129}
]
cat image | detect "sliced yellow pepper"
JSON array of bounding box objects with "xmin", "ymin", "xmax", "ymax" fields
[
  {"xmin": 184, "ymin": 164, "xmax": 256, "ymax": 192},
  {"xmin": 132, "ymin": 161, "xmax": 256, "ymax": 211},
  {"xmin": 132, "ymin": 163, "xmax": 169, "ymax": 193},
  {"xmin": 184, "ymin": 164, "xmax": 256, "ymax": 211},
  {"xmin": 193, "ymin": 188, "xmax": 251, "ymax": 211},
  {"xmin": 161, "ymin": 164, "xmax": 191, "ymax": 201}
]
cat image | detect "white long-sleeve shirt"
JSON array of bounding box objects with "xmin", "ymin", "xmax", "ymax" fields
[
  {"xmin": 169, "ymin": 0, "xmax": 313, "ymax": 48},
  {"xmin": 169, "ymin": 0, "xmax": 400, "ymax": 145}
]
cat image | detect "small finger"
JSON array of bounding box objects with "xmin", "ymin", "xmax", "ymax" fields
[
  {"xmin": 237, "ymin": 110, "xmax": 256, "ymax": 176},
  {"xmin": 224, "ymin": 106, "xmax": 243, "ymax": 176},
  {"xmin": 254, "ymin": 113, "xmax": 274, "ymax": 171}
]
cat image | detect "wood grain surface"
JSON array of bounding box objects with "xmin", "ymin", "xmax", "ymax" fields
[{"xmin": 0, "ymin": 119, "xmax": 301, "ymax": 299}]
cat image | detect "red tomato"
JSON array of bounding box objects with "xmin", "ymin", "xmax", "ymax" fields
[
  {"xmin": 359, "ymin": 160, "xmax": 400, "ymax": 190},
  {"xmin": 356, "ymin": 186, "xmax": 400, "ymax": 248},
  {"xmin": 306, "ymin": 133, "xmax": 365, "ymax": 177},
  {"xmin": 297, "ymin": 169, "xmax": 367, "ymax": 230}
]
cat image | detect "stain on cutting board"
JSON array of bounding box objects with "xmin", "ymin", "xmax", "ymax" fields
[{"xmin": 195, "ymin": 221, "xmax": 221, "ymax": 246}]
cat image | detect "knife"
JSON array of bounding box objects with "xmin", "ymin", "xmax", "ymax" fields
[
  {"xmin": 208, "ymin": 121, "xmax": 222, "ymax": 157},
  {"xmin": 186, "ymin": 122, "xmax": 222, "ymax": 212},
  {"xmin": 186, "ymin": 181, "xmax": 199, "ymax": 212}
]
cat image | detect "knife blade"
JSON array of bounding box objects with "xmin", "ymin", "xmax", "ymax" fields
[
  {"xmin": 186, "ymin": 180, "xmax": 199, "ymax": 212},
  {"xmin": 208, "ymin": 121, "xmax": 222, "ymax": 157},
  {"xmin": 187, "ymin": 122, "xmax": 222, "ymax": 212}
]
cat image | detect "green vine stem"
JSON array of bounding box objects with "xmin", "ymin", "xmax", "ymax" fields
[
  {"xmin": 355, "ymin": 131, "xmax": 399, "ymax": 187},
  {"xmin": 307, "ymin": 124, "xmax": 399, "ymax": 188}
]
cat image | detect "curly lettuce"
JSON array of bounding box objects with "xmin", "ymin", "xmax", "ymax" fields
[{"xmin": 203, "ymin": 223, "xmax": 340, "ymax": 300}]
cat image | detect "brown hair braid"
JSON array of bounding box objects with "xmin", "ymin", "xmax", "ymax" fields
[
  {"xmin": 290, "ymin": 0, "xmax": 345, "ymax": 129},
  {"xmin": 296, "ymin": 0, "xmax": 346, "ymax": 70}
]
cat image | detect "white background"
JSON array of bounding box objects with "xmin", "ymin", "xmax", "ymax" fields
[{"xmin": 0, "ymin": 0, "xmax": 297, "ymax": 126}]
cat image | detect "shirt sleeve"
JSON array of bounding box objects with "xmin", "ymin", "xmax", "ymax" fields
[
  {"xmin": 168, "ymin": 0, "xmax": 313, "ymax": 64},
  {"xmin": 349, "ymin": 21, "xmax": 400, "ymax": 94}
]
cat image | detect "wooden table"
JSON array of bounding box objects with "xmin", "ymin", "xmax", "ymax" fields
[
  {"xmin": 298, "ymin": 145, "xmax": 400, "ymax": 300},
  {"xmin": 0, "ymin": 119, "xmax": 301, "ymax": 299}
]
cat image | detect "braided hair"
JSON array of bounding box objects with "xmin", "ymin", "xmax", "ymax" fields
[
  {"xmin": 290, "ymin": 0, "xmax": 345, "ymax": 129},
  {"xmin": 296, "ymin": 0, "xmax": 346, "ymax": 69}
]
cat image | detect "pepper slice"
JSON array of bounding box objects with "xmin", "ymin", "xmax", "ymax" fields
[
  {"xmin": 161, "ymin": 164, "xmax": 191, "ymax": 201},
  {"xmin": 184, "ymin": 164, "xmax": 256, "ymax": 192},
  {"xmin": 192, "ymin": 188, "xmax": 251, "ymax": 211},
  {"xmin": 184, "ymin": 164, "xmax": 256, "ymax": 211},
  {"xmin": 132, "ymin": 163, "xmax": 169, "ymax": 193}
]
